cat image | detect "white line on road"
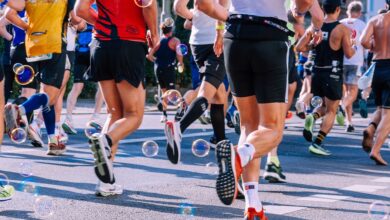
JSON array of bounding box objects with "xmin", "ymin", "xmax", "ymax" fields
[
  {"xmin": 298, "ymin": 194, "xmax": 350, "ymax": 203},
  {"xmin": 372, "ymin": 177, "xmax": 390, "ymax": 183},
  {"xmin": 342, "ymin": 184, "xmax": 388, "ymax": 193},
  {"xmin": 263, "ymin": 205, "xmax": 306, "ymax": 215}
]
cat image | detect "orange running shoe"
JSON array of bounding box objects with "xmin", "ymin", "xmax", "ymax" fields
[
  {"xmin": 285, "ymin": 111, "xmax": 293, "ymax": 119},
  {"xmin": 244, "ymin": 207, "xmax": 268, "ymax": 220},
  {"xmin": 215, "ymin": 140, "xmax": 243, "ymax": 205}
]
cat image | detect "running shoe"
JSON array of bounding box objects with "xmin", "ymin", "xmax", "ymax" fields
[
  {"xmin": 0, "ymin": 185, "xmax": 15, "ymax": 201},
  {"xmin": 285, "ymin": 111, "xmax": 293, "ymax": 119},
  {"xmin": 263, "ymin": 162, "xmax": 286, "ymax": 183},
  {"xmin": 244, "ymin": 208, "xmax": 268, "ymax": 220},
  {"xmin": 309, "ymin": 143, "xmax": 331, "ymax": 156},
  {"xmin": 59, "ymin": 129, "xmax": 69, "ymax": 144},
  {"xmin": 164, "ymin": 121, "xmax": 182, "ymax": 164},
  {"xmin": 174, "ymin": 100, "xmax": 187, "ymax": 122},
  {"xmin": 160, "ymin": 115, "xmax": 168, "ymax": 123},
  {"xmin": 62, "ymin": 120, "xmax": 77, "ymax": 135},
  {"xmin": 336, "ymin": 106, "xmax": 345, "ymax": 126},
  {"xmin": 226, "ymin": 113, "xmax": 234, "ymax": 128},
  {"xmin": 198, "ymin": 114, "xmax": 209, "ymax": 125},
  {"xmin": 346, "ymin": 125, "xmax": 355, "ymax": 133},
  {"xmin": 95, "ymin": 181, "xmax": 123, "ymax": 197},
  {"xmin": 89, "ymin": 133, "xmax": 114, "ymax": 184},
  {"xmin": 215, "ymin": 140, "xmax": 242, "ymax": 205},
  {"xmin": 4, "ymin": 103, "xmax": 27, "ymax": 134},
  {"xmin": 47, "ymin": 136, "xmax": 66, "ymax": 156},
  {"xmin": 295, "ymin": 101, "xmax": 306, "ymax": 119},
  {"xmin": 209, "ymin": 136, "xmax": 217, "ymax": 149},
  {"xmin": 234, "ymin": 111, "xmax": 241, "ymax": 135},
  {"xmin": 303, "ymin": 114, "xmax": 315, "ymax": 142},
  {"xmin": 359, "ymin": 99, "xmax": 368, "ymax": 118},
  {"xmin": 28, "ymin": 124, "xmax": 44, "ymax": 148}
]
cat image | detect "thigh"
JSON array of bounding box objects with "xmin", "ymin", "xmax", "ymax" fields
[
  {"xmin": 311, "ymin": 72, "xmax": 324, "ymax": 98},
  {"xmin": 99, "ymin": 80, "xmax": 123, "ymax": 115},
  {"xmin": 258, "ymin": 102, "xmax": 286, "ymax": 131},
  {"xmin": 116, "ymin": 81, "xmax": 145, "ymax": 116},
  {"xmin": 90, "ymin": 40, "xmax": 113, "ymax": 82},
  {"xmin": 325, "ymin": 72, "xmax": 343, "ymax": 101},
  {"xmin": 38, "ymin": 52, "xmax": 66, "ymax": 89}
]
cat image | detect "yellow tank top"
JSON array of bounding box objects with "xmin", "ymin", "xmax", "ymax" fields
[{"xmin": 25, "ymin": 0, "xmax": 67, "ymax": 57}]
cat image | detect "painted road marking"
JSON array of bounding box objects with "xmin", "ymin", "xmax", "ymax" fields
[
  {"xmin": 298, "ymin": 194, "xmax": 350, "ymax": 203},
  {"xmin": 342, "ymin": 185, "xmax": 387, "ymax": 193}
]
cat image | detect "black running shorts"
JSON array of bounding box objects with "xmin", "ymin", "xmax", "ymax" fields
[
  {"xmin": 190, "ymin": 44, "xmax": 226, "ymax": 89},
  {"xmin": 224, "ymin": 21, "xmax": 289, "ymax": 103},
  {"xmin": 311, "ymin": 69, "xmax": 343, "ymax": 101},
  {"xmin": 10, "ymin": 43, "xmax": 38, "ymax": 89},
  {"xmin": 73, "ymin": 51, "xmax": 90, "ymax": 83},
  {"xmin": 156, "ymin": 65, "xmax": 175, "ymax": 90},
  {"xmin": 90, "ymin": 39, "xmax": 147, "ymax": 88},
  {"xmin": 288, "ymin": 46, "xmax": 299, "ymax": 85},
  {"xmin": 0, "ymin": 63, "xmax": 3, "ymax": 82},
  {"xmin": 372, "ymin": 59, "xmax": 390, "ymax": 108},
  {"xmin": 65, "ymin": 51, "xmax": 76, "ymax": 71}
]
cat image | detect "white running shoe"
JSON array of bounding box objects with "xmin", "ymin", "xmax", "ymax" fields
[
  {"xmin": 95, "ymin": 181, "xmax": 123, "ymax": 197},
  {"xmin": 164, "ymin": 121, "xmax": 182, "ymax": 164},
  {"xmin": 62, "ymin": 120, "xmax": 77, "ymax": 135},
  {"xmin": 28, "ymin": 124, "xmax": 44, "ymax": 148},
  {"xmin": 160, "ymin": 115, "xmax": 168, "ymax": 123}
]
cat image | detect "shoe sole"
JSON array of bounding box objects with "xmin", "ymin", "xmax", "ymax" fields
[
  {"xmin": 303, "ymin": 129, "xmax": 313, "ymax": 142},
  {"xmin": 297, "ymin": 112, "xmax": 306, "ymax": 119},
  {"xmin": 309, "ymin": 146, "xmax": 331, "ymax": 156},
  {"xmin": 216, "ymin": 140, "xmax": 237, "ymax": 205},
  {"xmin": 28, "ymin": 128, "xmax": 44, "ymax": 148},
  {"xmin": 263, "ymin": 172, "xmax": 286, "ymax": 183},
  {"xmin": 4, "ymin": 105, "xmax": 18, "ymax": 134},
  {"xmin": 164, "ymin": 122, "xmax": 179, "ymax": 164},
  {"xmin": 95, "ymin": 191, "xmax": 123, "ymax": 197},
  {"xmin": 31, "ymin": 140, "xmax": 44, "ymax": 148},
  {"xmin": 62, "ymin": 123, "xmax": 77, "ymax": 135},
  {"xmin": 90, "ymin": 137, "xmax": 114, "ymax": 184}
]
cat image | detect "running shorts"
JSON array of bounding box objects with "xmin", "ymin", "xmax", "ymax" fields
[
  {"xmin": 372, "ymin": 59, "xmax": 390, "ymax": 108},
  {"xmin": 156, "ymin": 65, "xmax": 175, "ymax": 90},
  {"xmin": 10, "ymin": 43, "xmax": 38, "ymax": 89},
  {"xmin": 73, "ymin": 51, "xmax": 90, "ymax": 83},
  {"xmin": 343, "ymin": 65, "xmax": 359, "ymax": 85},
  {"xmin": 311, "ymin": 68, "xmax": 343, "ymax": 101},
  {"xmin": 65, "ymin": 50, "xmax": 76, "ymax": 71}
]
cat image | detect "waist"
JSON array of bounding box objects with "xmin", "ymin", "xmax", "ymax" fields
[{"xmin": 373, "ymin": 59, "xmax": 390, "ymax": 68}]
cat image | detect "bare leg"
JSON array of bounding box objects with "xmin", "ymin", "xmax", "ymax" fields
[
  {"xmin": 370, "ymin": 109, "xmax": 390, "ymax": 165},
  {"xmin": 343, "ymin": 84, "xmax": 358, "ymax": 126},
  {"xmin": 93, "ymin": 86, "xmax": 104, "ymax": 115},
  {"xmin": 55, "ymin": 71, "xmax": 70, "ymax": 124},
  {"xmin": 0, "ymin": 80, "xmax": 4, "ymax": 146},
  {"xmin": 66, "ymin": 82, "xmax": 84, "ymax": 120}
]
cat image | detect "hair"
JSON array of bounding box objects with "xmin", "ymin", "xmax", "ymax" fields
[
  {"xmin": 347, "ymin": 1, "xmax": 363, "ymax": 14},
  {"xmin": 323, "ymin": 4, "xmax": 340, "ymax": 14},
  {"xmin": 161, "ymin": 26, "xmax": 173, "ymax": 35},
  {"xmin": 378, "ymin": 8, "xmax": 388, "ymax": 14}
]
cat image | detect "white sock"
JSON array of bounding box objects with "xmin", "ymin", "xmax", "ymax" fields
[
  {"xmin": 237, "ymin": 143, "xmax": 255, "ymax": 167},
  {"xmin": 244, "ymin": 182, "xmax": 262, "ymax": 212}
]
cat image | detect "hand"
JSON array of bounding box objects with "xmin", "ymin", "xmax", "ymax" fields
[
  {"xmin": 146, "ymin": 53, "xmax": 156, "ymax": 62},
  {"xmin": 177, "ymin": 63, "xmax": 184, "ymax": 73},
  {"xmin": 213, "ymin": 31, "xmax": 224, "ymax": 57},
  {"xmin": 308, "ymin": 26, "xmax": 322, "ymax": 46},
  {"xmin": 146, "ymin": 30, "xmax": 159, "ymax": 52}
]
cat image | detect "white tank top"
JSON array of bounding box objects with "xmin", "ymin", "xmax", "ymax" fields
[
  {"xmin": 189, "ymin": 8, "xmax": 216, "ymax": 45},
  {"xmin": 229, "ymin": 0, "xmax": 287, "ymax": 22}
]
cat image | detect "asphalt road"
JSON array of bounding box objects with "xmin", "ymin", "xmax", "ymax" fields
[{"xmin": 0, "ymin": 107, "xmax": 389, "ymax": 220}]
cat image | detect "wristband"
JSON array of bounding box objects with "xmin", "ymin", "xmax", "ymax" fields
[
  {"xmin": 294, "ymin": 9, "xmax": 307, "ymax": 17},
  {"xmin": 216, "ymin": 24, "xmax": 225, "ymax": 31}
]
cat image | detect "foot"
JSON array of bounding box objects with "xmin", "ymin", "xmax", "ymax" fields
[
  {"xmin": 233, "ymin": 111, "xmax": 241, "ymax": 135},
  {"xmin": 244, "ymin": 207, "xmax": 268, "ymax": 220},
  {"xmin": 164, "ymin": 121, "xmax": 182, "ymax": 164},
  {"xmin": 359, "ymin": 99, "xmax": 368, "ymax": 118},
  {"xmin": 89, "ymin": 133, "xmax": 115, "ymax": 184},
  {"xmin": 174, "ymin": 100, "xmax": 187, "ymax": 122},
  {"xmin": 160, "ymin": 115, "xmax": 168, "ymax": 123},
  {"xmin": 309, "ymin": 143, "xmax": 331, "ymax": 156},
  {"xmin": 62, "ymin": 120, "xmax": 77, "ymax": 135},
  {"xmin": 198, "ymin": 114, "xmax": 209, "ymax": 125},
  {"xmin": 47, "ymin": 136, "xmax": 66, "ymax": 156},
  {"xmin": 362, "ymin": 129, "xmax": 374, "ymax": 153},
  {"xmin": 0, "ymin": 185, "xmax": 15, "ymax": 201},
  {"xmin": 303, "ymin": 114, "xmax": 315, "ymax": 142},
  {"xmin": 28, "ymin": 124, "xmax": 44, "ymax": 148},
  {"xmin": 263, "ymin": 162, "xmax": 286, "ymax": 183},
  {"xmin": 336, "ymin": 106, "xmax": 345, "ymax": 126},
  {"xmin": 4, "ymin": 103, "xmax": 27, "ymax": 134},
  {"xmin": 59, "ymin": 129, "xmax": 69, "ymax": 144},
  {"xmin": 295, "ymin": 101, "xmax": 306, "ymax": 119},
  {"xmin": 95, "ymin": 181, "xmax": 123, "ymax": 197},
  {"xmin": 215, "ymin": 140, "xmax": 242, "ymax": 205},
  {"xmin": 369, "ymin": 153, "xmax": 388, "ymax": 166},
  {"xmin": 346, "ymin": 125, "xmax": 355, "ymax": 133}
]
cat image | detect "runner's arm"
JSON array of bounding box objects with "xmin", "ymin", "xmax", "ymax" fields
[
  {"xmin": 342, "ymin": 26, "xmax": 356, "ymax": 59},
  {"xmin": 5, "ymin": 7, "xmax": 27, "ymax": 30},
  {"xmin": 291, "ymin": 0, "xmax": 314, "ymax": 18},
  {"xmin": 4, "ymin": 0, "xmax": 25, "ymax": 11},
  {"xmin": 173, "ymin": 38, "xmax": 185, "ymax": 68},
  {"xmin": 143, "ymin": 0, "xmax": 159, "ymax": 49},
  {"xmin": 360, "ymin": 20, "xmax": 374, "ymax": 50},
  {"xmin": 308, "ymin": 0, "xmax": 323, "ymax": 31},
  {"xmin": 194, "ymin": 0, "xmax": 228, "ymax": 21},
  {"xmin": 295, "ymin": 28, "xmax": 312, "ymax": 52},
  {"xmin": 183, "ymin": 19, "xmax": 192, "ymax": 30},
  {"xmin": 174, "ymin": 0, "xmax": 193, "ymax": 20},
  {"xmin": 75, "ymin": 0, "xmax": 98, "ymax": 25}
]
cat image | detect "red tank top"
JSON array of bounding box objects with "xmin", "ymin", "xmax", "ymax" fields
[{"xmin": 94, "ymin": 0, "xmax": 146, "ymax": 41}]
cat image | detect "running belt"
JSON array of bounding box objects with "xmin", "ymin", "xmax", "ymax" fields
[{"xmin": 228, "ymin": 14, "xmax": 295, "ymax": 37}]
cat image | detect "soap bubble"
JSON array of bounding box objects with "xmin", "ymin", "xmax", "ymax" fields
[
  {"xmin": 191, "ymin": 139, "xmax": 210, "ymax": 158},
  {"xmin": 141, "ymin": 141, "xmax": 159, "ymax": 157}
]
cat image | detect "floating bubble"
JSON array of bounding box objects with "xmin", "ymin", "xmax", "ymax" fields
[
  {"xmin": 142, "ymin": 141, "xmax": 159, "ymax": 157},
  {"xmin": 34, "ymin": 196, "xmax": 55, "ymax": 217},
  {"xmin": 368, "ymin": 201, "xmax": 389, "ymax": 220},
  {"xmin": 176, "ymin": 44, "xmax": 188, "ymax": 56},
  {"xmin": 19, "ymin": 178, "xmax": 39, "ymax": 196},
  {"xmin": 311, "ymin": 96, "xmax": 323, "ymax": 108},
  {"xmin": 134, "ymin": 0, "xmax": 152, "ymax": 8},
  {"xmin": 19, "ymin": 162, "xmax": 33, "ymax": 177},
  {"xmin": 205, "ymin": 162, "xmax": 218, "ymax": 175},
  {"xmin": 84, "ymin": 121, "xmax": 102, "ymax": 138},
  {"xmin": 191, "ymin": 139, "xmax": 210, "ymax": 158},
  {"xmin": 179, "ymin": 202, "xmax": 195, "ymax": 216},
  {"xmin": 13, "ymin": 63, "xmax": 24, "ymax": 73},
  {"xmin": 164, "ymin": 89, "xmax": 182, "ymax": 106},
  {"xmin": 10, "ymin": 127, "xmax": 27, "ymax": 144},
  {"xmin": 14, "ymin": 65, "xmax": 35, "ymax": 86},
  {"xmin": 164, "ymin": 17, "xmax": 174, "ymax": 27},
  {"xmin": 0, "ymin": 173, "xmax": 9, "ymax": 187}
]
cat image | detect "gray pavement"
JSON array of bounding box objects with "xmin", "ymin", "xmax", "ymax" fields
[{"xmin": 0, "ymin": 104, "xmax": 389, "ymax": 220}]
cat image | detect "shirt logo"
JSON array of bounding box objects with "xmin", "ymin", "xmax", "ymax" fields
[{"xmin": 323, "ymin": 32, "xmax": 329, "ymax": 41}]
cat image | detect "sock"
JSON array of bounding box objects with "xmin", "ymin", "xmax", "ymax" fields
[
  {"xmin": 237, "ymin": 143, "xmax": 255, "ymax": 167},
  {"xmin": 210, "ymin": 104, "xmax": 226, "ymax": 142},
  {"xmin": 244, "ymin": 182, "xmax": 262, "ymax": 212},
  {"xmin": 180, "ymin": 97, "xmax": 208, "ymax": 132},
  {"xmin": 314, "ymin": 130, "xmax": 327, "ymax": 145},
  {"xmin": 313, "ymin": 112, "xmax": 321, "ymax": 120},
  {"xmin": 163, "ymin": 111, "xmax": 167, "ymax": 117},
  {"xmin": 54, "ymin": 122, "xmax": 60, "ymax": 136},
  {"xmin": 20, "ymin": 93, "xmax": 49, "ymax": 114},
  {"xmin": 42, "ymin": 105, "xmax": 56, "ymax": 136},
  {"xmin": 267, "ymin": 155, "xmax": 280, "ymax": 167}
]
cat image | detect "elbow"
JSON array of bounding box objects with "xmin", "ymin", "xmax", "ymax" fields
[
  {"xmin": 194, "ymin": 0, "xmax": 207, "ymax": 13},
  {"xmin": 173, "ymin": 1, "xmax": 180, "ymax": 14}
]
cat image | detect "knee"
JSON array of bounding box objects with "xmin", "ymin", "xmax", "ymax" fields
[{"xmin": 108, "ymin": 107, "xmax": 123, "ymax": 120}]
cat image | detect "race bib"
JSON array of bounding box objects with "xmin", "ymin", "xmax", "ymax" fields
[{"xmin": 26, "ymin": 53, "xmax": 52, "ymax": 63}]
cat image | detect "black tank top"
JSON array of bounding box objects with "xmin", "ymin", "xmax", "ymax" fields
[
  {"xmin": 155, "ymin": 37, "xmax": 177, "ymax": 68},
  {"xmin": 314, "ymin": 21, "xmax": 344, "ymax": 70}
]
